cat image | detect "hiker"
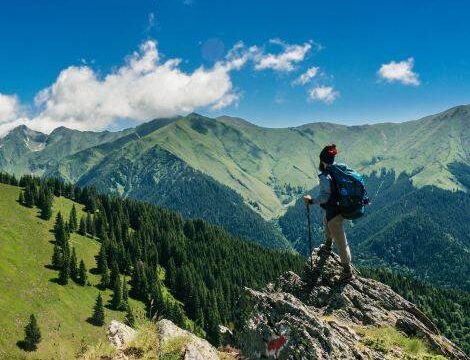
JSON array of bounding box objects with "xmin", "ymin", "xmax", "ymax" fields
[{"xmin": 304, "ymin": 144, "xmax": 353, "ymax": 282}]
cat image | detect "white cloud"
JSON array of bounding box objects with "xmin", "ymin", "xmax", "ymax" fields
[
  {"xmin": 378, "ymin": 57, "xmax": 420, "ymax": 86},
  {"xmin": 0, "ymin": 94, "xmax": 20, "ymax": 123},
  {"xmin": 0, "ymin": 94, "xmax": 30, "ymax": 136},
  {"xmin": 308, "ymin": 86, "xmax": 339, "ymax": 104},
  {"xmin": 293, "ymin": 66, "xmax": 319, "ymax": 85},
  {"xmin": 26, "ymin": 40, "xmax": 246, "ymax": 133},
  {"xmin": 253, "ymin": 39, "xmax": 312, "ymax": 72},
  {"xmin": 0, "ymin": 38, "xmax": 318, "ymax": 135}
]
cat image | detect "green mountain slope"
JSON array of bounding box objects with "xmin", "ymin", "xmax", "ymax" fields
[
  {"xmin": 76, "ymin": 145, "xmax": 291, "ymax": 249},
  {"xmin": 0, "ymin": 183, "xmax": 140, "ymax": 359}
]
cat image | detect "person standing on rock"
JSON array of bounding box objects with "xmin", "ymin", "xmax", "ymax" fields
[{"xmin": 303, "ymin": 144, "xmax": 353, "ymax": 282}]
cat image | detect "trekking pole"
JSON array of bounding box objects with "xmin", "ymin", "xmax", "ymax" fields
[{"xmin": 306, "ymin": 203, "xmax": 314, "ymax": 269}]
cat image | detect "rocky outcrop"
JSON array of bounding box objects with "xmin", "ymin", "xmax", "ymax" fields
[
  {"xmin": 237, "ymin": 249, "xmax": 468, "ymax": 359},
  {"xmin": 107, "ymin": 320, "xmax": 137, "ymax": 350},
  {"xmin": 156, "ymin": 319, "xmax": 220, "ymax": 360}
]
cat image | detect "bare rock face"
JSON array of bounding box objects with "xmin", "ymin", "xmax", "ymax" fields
[
  {"xmin": 107, "ymin": 320, "xmax": 137, "ymax": 350},
  {"xmin": 156, "ymin": 319, "xmax": 220, "ymax": 360},
  {"xmin": 237, "ymin": 249, "xmax": 468, "ymax": 360}
]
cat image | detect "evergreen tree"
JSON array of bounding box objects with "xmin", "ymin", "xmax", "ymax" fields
[
  {"xmin": 78, "ymin": 216, "xmax": 87, "ymax": 236},
  {"xmin": 86, "ymin": 213, "xmax": 95, "ymax": 237},
  {"xmin": 78, "ymin": 259, "xmax": 87, "ymax": 286},
  {"xmin": 40, "ymin": 195, "xmax": 52, "ymax": 220},
  {"xmin": 23, "ymin": 186, "xmax": 35, "ymax": 208},
  {"xmin": 18, "ymin": 191, "xmax": 24, "ymax": 205},
  {"xmin": 23, "ymin": 314, "xmax": 41, "ymax": 351},
  {"xmin": 58, "ymin": 244, "xmax": 70, "ymax": 285},
  {"xmin": 122, "ymin": 277, "xmax": 129, "ymax": 304},
  {"xmin": 124, "ymin": 305, "xmax": 135, "ymax": 328},
  {"xmin": 111, "ymin": 275, "xmax": 123, "ymax": 310},
  {"xmin": 96, "ymin": 244, "xmax": 107, "ymax": 274},
  {"xmin": 100, "ymin": 265, "xmax": 110, "ymax": 289},
  {"xmin": 51, "ymin": 244, "xmax": 62, "ymax": 269},
  {"xmin": 69, "ymin": 204, "xmax": 78, "ymax": 232},
  {"xmin": 109, "ymin": 260, "xmax": 120, "ymax": 290},
  {"xmin": 54, "ymin": 212, "xmax": 69, "ymax": 248},
  {"xmin": 91, "ymin": 293, "xmax": 105, "ymax": 326},
  {"xmin": 69, "ymin": 247, "xmax": 78, "ymax": 282}
]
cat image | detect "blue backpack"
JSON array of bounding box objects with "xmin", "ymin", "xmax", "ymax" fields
[{"xmin": 327, "ymin": 164, "xmax": 369, "ymax": 220}]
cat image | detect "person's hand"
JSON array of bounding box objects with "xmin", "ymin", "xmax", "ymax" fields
[{"xmin": 303, "ymin": 195, "xmax": 313, "ymax": 205}]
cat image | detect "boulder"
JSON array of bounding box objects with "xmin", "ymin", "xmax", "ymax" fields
[
  {"xmin": 107, "ymin": 320, "xmax": 137, "ymax": 350},
  {"xmin": 156, "ymin": 319, "xmax": 220, "ymax": 360}
]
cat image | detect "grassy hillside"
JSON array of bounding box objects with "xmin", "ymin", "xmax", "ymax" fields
[{"xmin": 0, "ymin": 183, "xmax": 141, "ymax": 359}]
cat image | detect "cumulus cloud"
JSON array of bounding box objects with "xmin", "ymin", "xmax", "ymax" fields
[
  {"xmin": 253, "ymin": 39, "xmax": 312, "ymax": 72},
  {"xmin": 0, "ymin": 38, "xmax": 316, "ymax": 135},
  {"xmin": 308, "ymin": 86, "xmax": 339, "ymax": 104},
  {"xmin": 378, "ymin": 58, "xmax": 420, "ymax": 86},
  {"xmin": 0, "ymin": 94, "xmax": 30, "ymax": 136},
  {"xmin": 26, "ymin": 40, "xmax": 246, "ymax": 133},
  {"xmin": 293, "ymin": 66, "xmax": 319, "ymax": 85},
  {"xmin": 0, "ymin": 94, "xmax": 20, "ymax": 123}
]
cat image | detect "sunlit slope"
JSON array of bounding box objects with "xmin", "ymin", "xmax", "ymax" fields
[
  {"xmin": 0, "ymin": 183, "xmax": 137, "ymax": 359},
  {"xmin": 141, "ymin": 107, "xmax": 468, "ymax": 218}
]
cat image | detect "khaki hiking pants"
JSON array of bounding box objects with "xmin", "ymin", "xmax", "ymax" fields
[{"xmin": 324, "ymin": 215, "xmax": 351, "ymax": 267}]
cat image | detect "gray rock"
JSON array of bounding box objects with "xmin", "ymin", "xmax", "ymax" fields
[
  {"xmin": 156, "ymin": 319, "xmax": 220, "ymax": 360},
  {"xmin": 237, "ymin": 249, "xmax": 468, "ymax": 360},
  {"xmin": 107, "ymin": 320, "xmax": 137, "ymax": 350}
]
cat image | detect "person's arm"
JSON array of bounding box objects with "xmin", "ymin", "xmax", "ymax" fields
[
  {"xmin": 314, "ymin": 174, "xmax": 331, "ymax": 204},
  {"xmin": 303, "ymin": 174, "xmax": 331, "ymax": 205}
]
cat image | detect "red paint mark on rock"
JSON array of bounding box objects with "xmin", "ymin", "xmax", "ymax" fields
[{"xmin": 267, "ymin": 335, "xmax": 287, "ymax": 358}]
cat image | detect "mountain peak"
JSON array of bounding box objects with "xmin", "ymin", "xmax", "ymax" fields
[
  {"xmin": 5, "ymin": 125, "xmax": 47, "ymax": 143},
  {"xmin": 237, "ymin": 249, "xmax": 467, "ymax": 359}
]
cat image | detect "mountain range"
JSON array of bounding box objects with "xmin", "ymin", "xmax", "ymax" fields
[{"xmin": 0, "ymin": 104, "xmax": 469, "ymax": 289}]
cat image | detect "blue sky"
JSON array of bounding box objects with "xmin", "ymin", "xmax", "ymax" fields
[{"xmin": 0, "ymin": 0, "xmax": 470, "ymax": 132}]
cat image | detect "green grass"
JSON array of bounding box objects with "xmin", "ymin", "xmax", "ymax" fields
[
  {"xmin": 0, "ymin": 183, "xmax": 142, "ymax": 359},
  {"xmin": 356, "ymin": 326, "xmax": 447, "ymax": 359}
]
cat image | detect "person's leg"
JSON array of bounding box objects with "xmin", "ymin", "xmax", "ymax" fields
[
  {"xmin": 323, "ymin": 216, "xmax": 333, "ymax": 249},
  {"xmin": 327, "ymin": 215, "xmax": 352, "ymax": 268}
]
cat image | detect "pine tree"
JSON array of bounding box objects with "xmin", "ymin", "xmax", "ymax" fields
[
  {"xmin": 18, "ymin": 191, "xmax": 24, "ymax": 205},
  {"xmin": 51, "ymin": 244, "xmax": 62, "ymax": 269},
  {"xmin": 111, "ymin": 275, "xmax": 123, "ymax": 310},
  {"xmin": 122, "ymin": 277, "xmax": 129, "ymax": 304},
  {"xmin": 96, "ymin": 244, "xmax": 107, "ymax": 274},
  {"xmin": 69, "ymin": 247, "xmax": 78, "ymax": 282},
  {"xmin": 124, "ymin": 305, "xmax": 135, "ymax": 328},
  {"xmin": 91, "ymin": 293, "xmax": 105, "ymax": 326},
  {"xmin": 40, "ymin": 195, "xmax": 52, "ymax": 220},
  {"xmin": 54, "ymin": 212, "xmax": 69, "ymax": 248},
  {"xmin": 78, "ymin": 260, "xmax": 87, "ymax": 286},
  {"xmin": 69, "ymin": 204, "xmax": 78, "ymax": 232},
  {"xmin": 78, "ymin": 216, "xmax": 87, "ymax": 236},
  {"xmin": 110, "ymin": 260, "xmax": 120, "ymax": 290},
  {"xmin": 23, "ymin": 314, "xmax": 41, "ymax": 351},
  {"xmin": 24, "ymin": 186, "xmax": 35, "ymax": 208},
  {"xmin": 100, "ymin": 265, "xmax": 110, "ymax": 289},
  {"xmin": 58, "ymin": 245, "xmax": 70, "ymax": 285}
]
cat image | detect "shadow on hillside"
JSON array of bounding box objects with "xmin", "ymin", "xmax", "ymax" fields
[
  {"xmin": 48, "ymin": 277, "xmax": 62, "ymax": 285},
  {"xmin": 86, "ymin": 317, "xmax": 102, "ymax": 327},
  {"xmin": 16, "ymin": 340, "xmax": 36, "ymax": 352}
]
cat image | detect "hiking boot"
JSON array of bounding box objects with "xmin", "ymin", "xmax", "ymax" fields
[{"xmin": 318, "ymin": 244, "xmax": 332, "ymax": 256}]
